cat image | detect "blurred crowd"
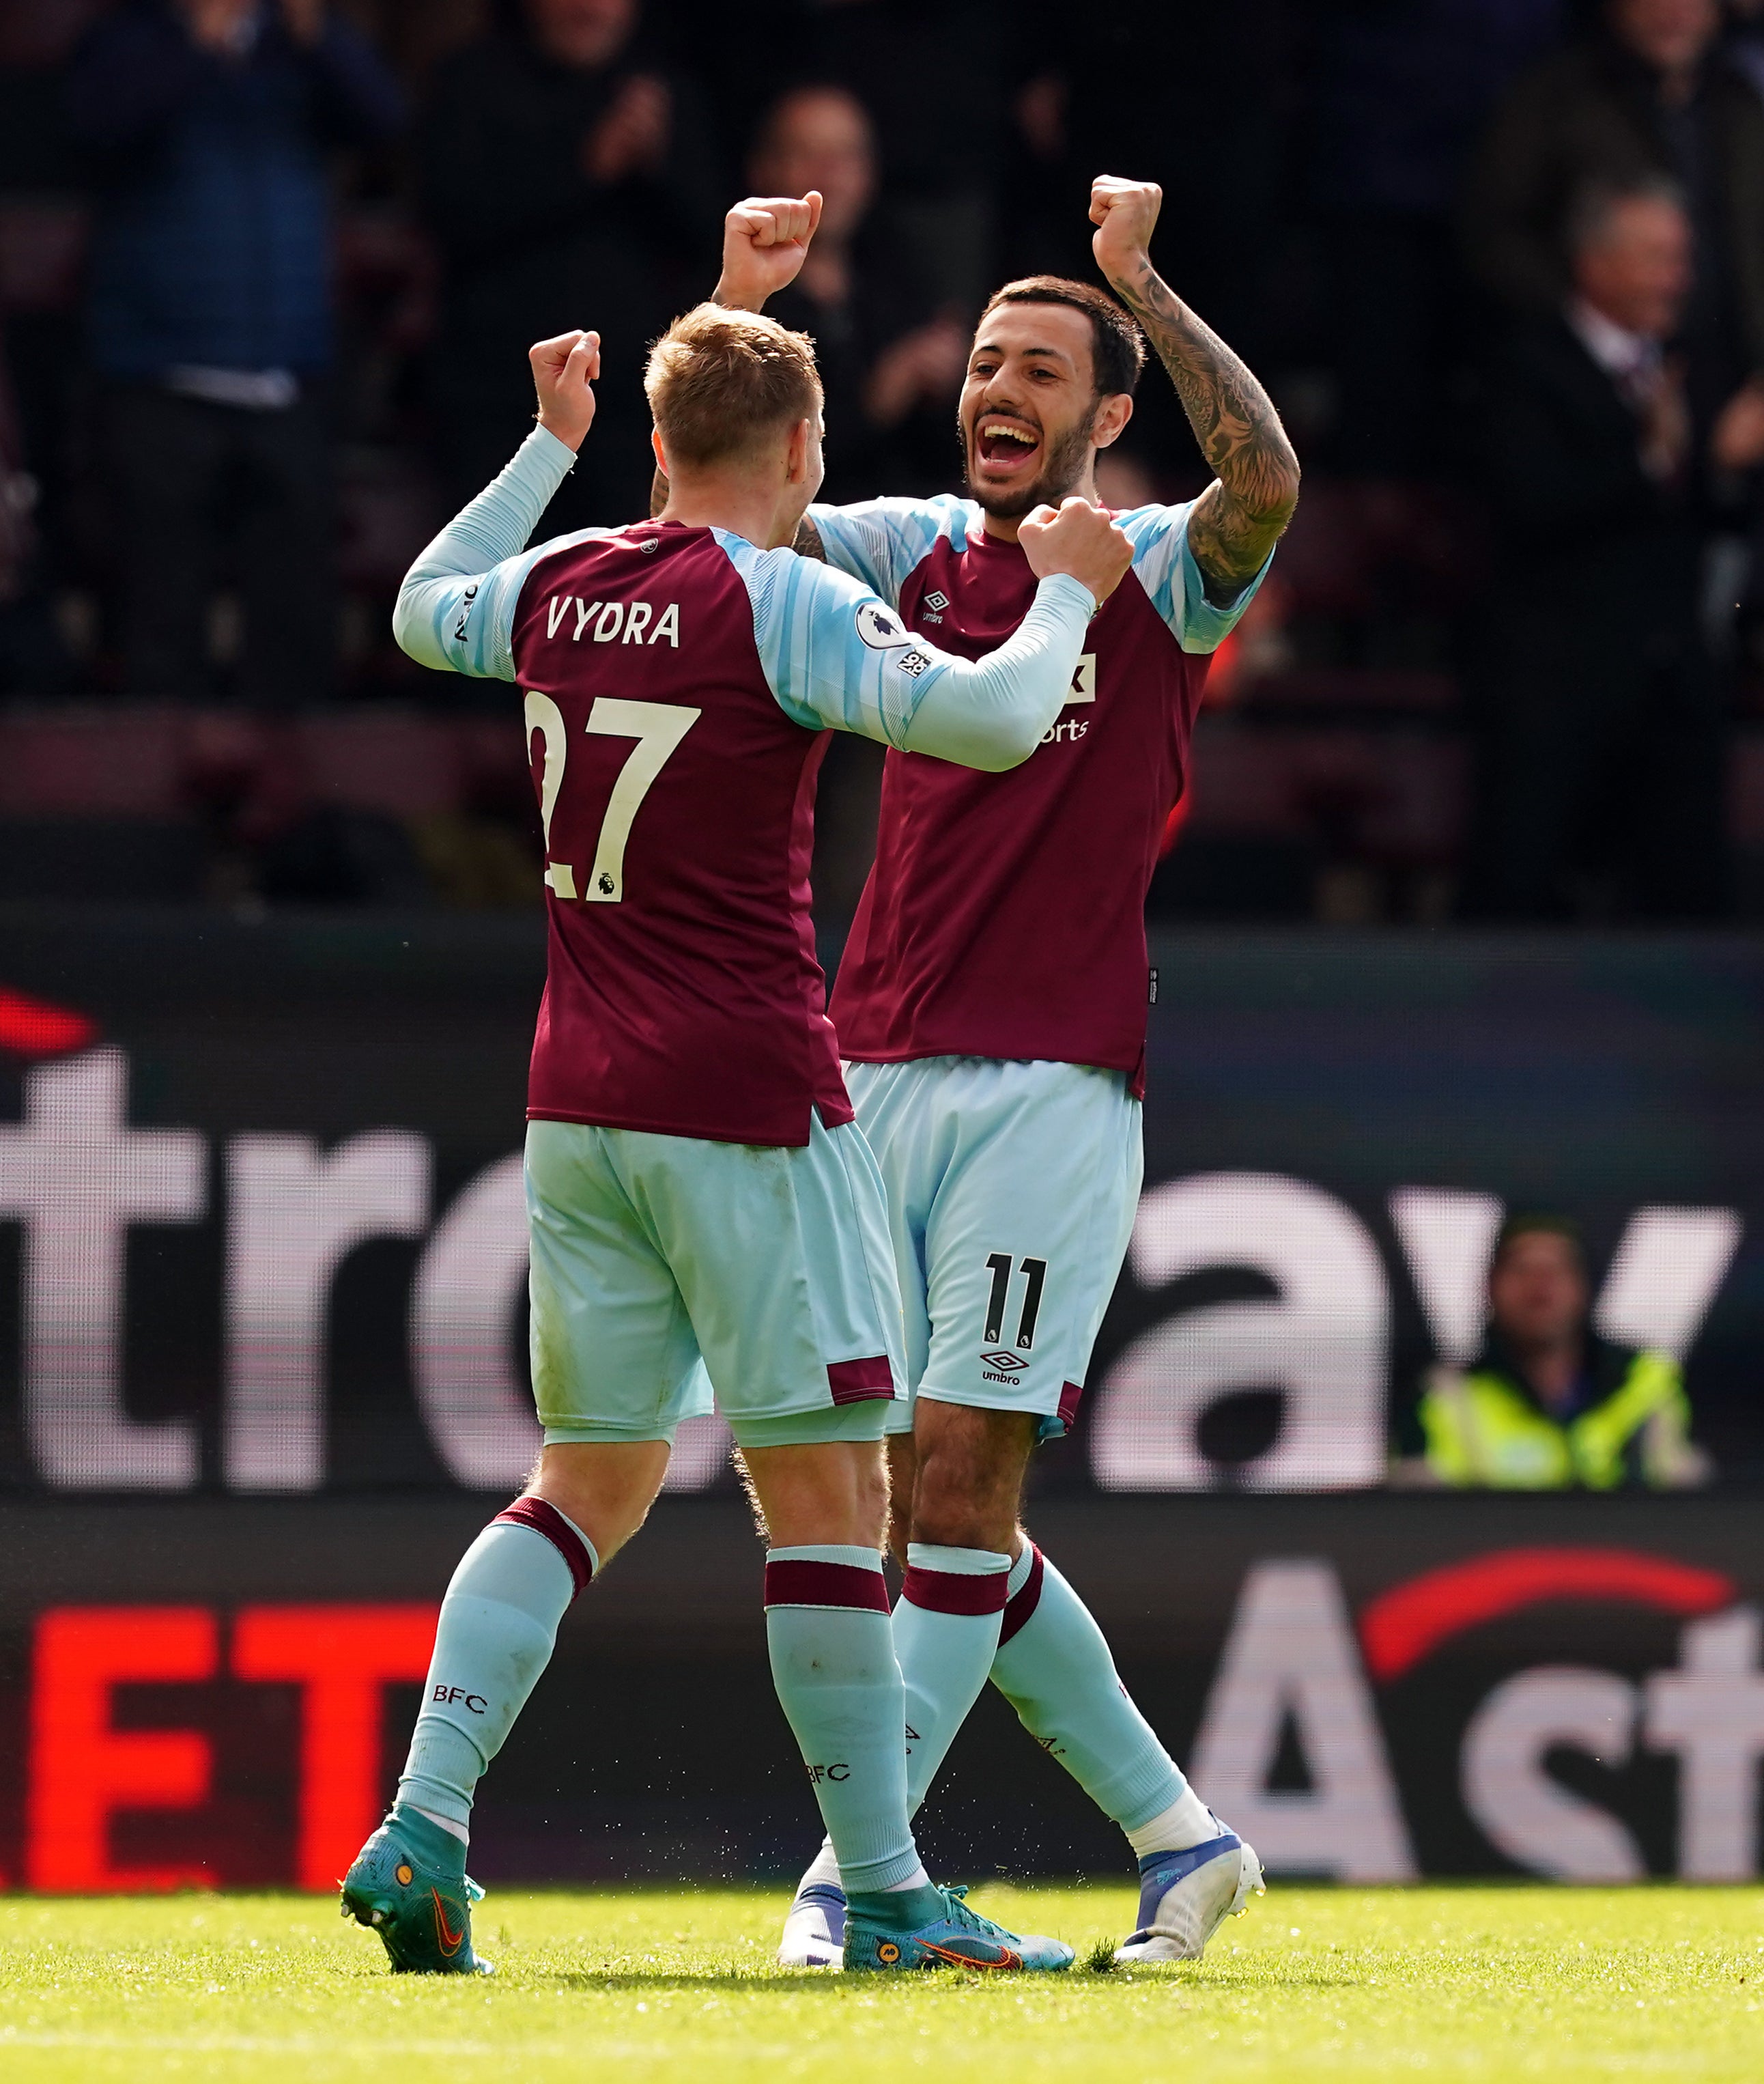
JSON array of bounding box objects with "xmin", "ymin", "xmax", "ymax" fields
[{"xmin": 4, "ymin": 0, "xmax": 1764, "ymax": 919}]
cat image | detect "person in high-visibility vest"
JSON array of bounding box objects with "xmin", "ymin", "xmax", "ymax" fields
[{"xmin": 1409, "ymin": 1213, "xmax": 1709, "ymax": 1490}]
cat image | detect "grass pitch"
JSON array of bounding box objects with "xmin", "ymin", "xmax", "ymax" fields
[{"xmin": 3, "ymin": 1883, "xmax": 1762, "ymax": 2081}]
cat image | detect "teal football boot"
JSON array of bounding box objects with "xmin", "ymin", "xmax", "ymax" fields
[
  {"xmin": 844, "ymin": 1885, "xmax": 1073, "ymax": 1973},
  {"xmin": 340, "ymin": 1808, "xmax": 493, "ymax": 1975}
]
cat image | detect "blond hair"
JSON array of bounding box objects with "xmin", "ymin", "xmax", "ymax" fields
[{"xmin": 645, "ymin": 303, "xmax": 823, "ymax": 470}]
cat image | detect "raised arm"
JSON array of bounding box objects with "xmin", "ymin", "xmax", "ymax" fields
[
  {"xmin": 652, "ymin": 195, "xmax": 827, "ymax": 526},
  {"xmin": 1090, "ymin": 176, "xmax": 1298, "ymax": 604},
  {"xmin": 395, "ymin": 330, "xmax": 597, "ymax": 677}
]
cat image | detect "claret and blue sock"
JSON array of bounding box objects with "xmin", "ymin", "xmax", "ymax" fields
[
  {"xmin": 767, "ymin": 1543, "xmax": 1072, "ymax": 1971},
  {"xmin": 896, "ymin": 1543, "xmax": 1013, "ymax": 1804},
  {"xmin": 398, "ymin": 1494, "xmax": 598, "ymax": 1838},
  {"xmin": 341, "ymin": 1495, "xmax": 598, "ymax": 1975},
  {"xmin": 762, "ymin": 1544, "xmax": 941, "ymax": 1932},
  {"xmin": 780, "ymin": 1539, "xmax": 1009, "ymax": 1963},
  {"xmin": 991, "ymin": 1543, "xmax": 1262, "ymax": 1961}
]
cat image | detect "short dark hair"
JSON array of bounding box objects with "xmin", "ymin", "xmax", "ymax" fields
[
  {"xmin": 1492, "ymin": 1212, "xmax": 1584, "ymax": 1265},
  {"xmin": 978, "ymin": 277, "xmax": 1146, "ymax": 399},
  {"xmin": 1564, "ymin": 175, "xmax": 1686, "ymax": 258}
]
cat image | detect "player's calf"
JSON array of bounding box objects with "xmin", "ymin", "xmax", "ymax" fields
[{"xmin": 341, "ymin": 1491, "xmax": 600, "ymax": 1973}]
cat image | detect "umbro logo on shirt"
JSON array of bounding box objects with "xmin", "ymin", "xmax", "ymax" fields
[{"xmin": 981, "ymin": 1350, "xmax": 1025, "ymax": 1383}]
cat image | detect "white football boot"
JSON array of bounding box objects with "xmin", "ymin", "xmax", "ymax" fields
[{"xmin": 1113, "ymin": 1824, "xmax": 1265, "ymax": 1965}]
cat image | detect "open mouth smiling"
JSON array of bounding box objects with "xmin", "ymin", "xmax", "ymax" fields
[{"xmin": 974, "ymin": 417, "xmax": 1041, "ymax": 470}]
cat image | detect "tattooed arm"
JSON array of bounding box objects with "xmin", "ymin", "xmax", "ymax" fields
[
  {"xmin": 1090, "ymin": 175, "xmax": 1298, "ymax": 603},
  {"xmin": 793, "ymin": 512, "xmax": 827, "ymax": 561}
]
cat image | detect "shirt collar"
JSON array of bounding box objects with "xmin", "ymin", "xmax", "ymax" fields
[{"xmin": 1566, "ymin": 297, "xmax": 1660, "ymax": 381}]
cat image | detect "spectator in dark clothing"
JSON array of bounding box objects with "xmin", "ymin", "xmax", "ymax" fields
[
  {"xmin": 747, "ymin": 85, "xmax": 966, "ymax": 501},
  {"xmin": 418, "ymin": 0, "xmax": 723, "ymax": 533},
  {"xmin": 1464, "ymin": 0, "xmax": 1764, "ymax": 420},
  {"xmin": 68, "ymin": 1, "xmax": 403, "ymax": 707},
  {"xmin": 813, "ymin": 0, "xmax": 1010, "ymax": 311},
  {"xmin": 1461, "ymin": 179, "xmax": 1764, "ymax": 919},
  {"xmin": 1309, "ymin": 0, "xmax": 1566, "ymax": 475}
]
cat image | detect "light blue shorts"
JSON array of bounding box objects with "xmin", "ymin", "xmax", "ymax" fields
[
  {"xmin": 845, "ymin": 1056, "xmax": 1143, "ymax": 1441},
  {"xmin": 525, "ymin": 1113, "xmax": 904, "ymax": 1450}
]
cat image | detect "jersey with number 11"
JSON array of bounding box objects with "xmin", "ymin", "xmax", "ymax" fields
[{"xmin": 509, "ymin": 522, "xmax": 855, "ymax": 1148}]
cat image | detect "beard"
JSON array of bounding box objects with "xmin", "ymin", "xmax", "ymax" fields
[{"xmin": 960, "ymin": 414, "xmax": 1097, "ymax": 520}]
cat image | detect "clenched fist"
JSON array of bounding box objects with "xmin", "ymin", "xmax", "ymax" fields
[
  {"xmin": 714, "ymin": 193, "xmax": 823, "ymax": 311},
  {"xmin": 530, "ymin": 329, "xmax": 600, "ymax": 451},
  {"xmin": 1090, "ymin": 175, "xmax": 1163, "ymax": 286},
  {"xmin": 1020, "ymin": 495, "xmax": 1133, "ymax": 608}
]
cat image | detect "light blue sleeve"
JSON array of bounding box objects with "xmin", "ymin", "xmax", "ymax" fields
[
  {"xmin": 804, "ymin": 494, "xmax": 975, "ymax": 606},
  {"xmin": 1116, "ymin": 500, "xmax": 1275, "ymax": 656},
  {"xmin": 720, "ymin": 532, "xmax": 1096, "ymax": 773},
  {"xmin": 393, "ymin": 427, "xmax": 607, "ymax": 679}
]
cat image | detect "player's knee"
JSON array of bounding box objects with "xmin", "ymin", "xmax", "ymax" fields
[
  {"xmin": 911, "ymin": 1407, "xmax": 1032, "ymax": 1520},
  {"xmin": 908, "ymin": 1432, "xmax": 1029, "ymax": 1551},
  {"xmin": 531, "ymin": 1439, "xmax": 670, "ymax": 1564},
  {"xmin": 909, "ymin": 1485, "xmax": 1011, "ymax": 1551},
  {"xmin": 740, "ymin": 1438, "xmax": 890, "ymax": 1549}
]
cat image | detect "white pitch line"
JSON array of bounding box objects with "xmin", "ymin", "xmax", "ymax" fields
[{"xmin": 0, "ymin": 2032, "xmax": 502, "ymax": 2055}]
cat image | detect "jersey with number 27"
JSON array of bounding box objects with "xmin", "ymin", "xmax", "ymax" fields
[
  {"xmin": 489, "ymin": 518, "xmax": 976, "ymax": 1147},
  {"xmin": 812, "ymin": 495, "xmax": 1267, "ymax": 1094}
]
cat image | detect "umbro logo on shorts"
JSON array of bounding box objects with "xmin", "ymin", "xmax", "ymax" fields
[{"xmin": 981, "ymin": 1350, "xmax": 1025, "ymax": 1371}]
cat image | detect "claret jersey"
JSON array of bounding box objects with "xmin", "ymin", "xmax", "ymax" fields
[
  {"xmin": 394, "ymin": 432, "xmax": 1096, "ymax": 1147},
  {"xmin": 810, "ymin": 494, "xmax": 1268, "ymax": 1093},
  {"xmin": 507, "ymin": 522, "xmax": 859, "ymax": 1147}
]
